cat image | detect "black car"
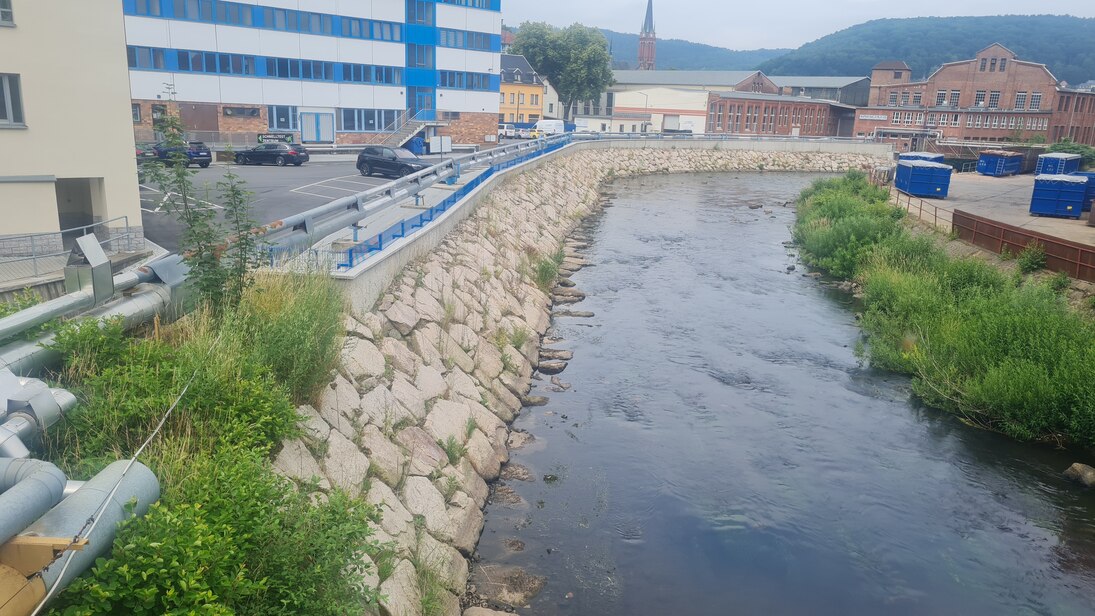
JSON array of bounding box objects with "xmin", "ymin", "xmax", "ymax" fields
[
  {"xmin": 153, "ymin": 141, "xmax": 212, "ymax": 168},
  {"xmin": 357, "ymin": 146, "xmax": 430, "ymax": 178},
  {"xmin": 235, "ymin": 143, "xmax": 310, "ymax": 167}
]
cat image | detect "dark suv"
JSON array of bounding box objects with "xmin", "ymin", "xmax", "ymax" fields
[
  {"xmin": 235, "ymin": 143, "xmax": 309, "ymax": 166},
  {"xmin": 153, "ymin": 141, "xmax": 213, "ymax": 168},
  {"xmin": 357, "ymin": 146, "xmax": 430, "ymax": 178}
]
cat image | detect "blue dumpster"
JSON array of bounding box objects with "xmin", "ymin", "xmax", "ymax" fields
[
  {"xmin": 895, "ymin": 160, "xmax": 953, "ymax": 198},
  {"xmin": 406, "ymin": 137, "xmax": 426, "ymax": 156},
  {"xmin": 1036, "ymin": 152, "xmax": 1082, "ymax": 175},
  {"xmin": 1069, "ymin": 171, "xmax": 1095, "ymax": 212},
  {"xmin": 1029, "ymin": 174, "xmax": 1086, "ymax": 219},
  {"xmin": 899, "ymin": 151, "xmax": 945, "ymax": 163},
  {"xmin": 977, "ymin": 150, "xmax": 1023, "ymax": 177}
]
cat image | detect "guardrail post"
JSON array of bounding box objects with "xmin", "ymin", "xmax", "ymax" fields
[{"xmin": 30, "ymin": 235, "xmax": 38, "ymax": 277}]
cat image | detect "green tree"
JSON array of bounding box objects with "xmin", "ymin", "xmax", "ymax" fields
[
  {"xmin": 1049, "ymin": 138, "xmax": 1095, "ymax": 170},
  {"xmin": 217, "ymin": 162, "xmax": 262, "ymax": 308},
  {"xmin": 513, "ymin": 23, "xmax": 614, "ymax": 120}
]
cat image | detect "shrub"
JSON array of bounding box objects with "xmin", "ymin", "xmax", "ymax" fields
[
  {"xmin": 1016, "ymin": 241, "xmax": 1047, "ymax": 274},
  {"xmin": 534, "ymin": 258, "xmax": 559, "ymax": 291},
  {"xmin": 1048, "ymin": 271, "xmax": 1072, "ymax": 294},
  {"xmin": 439, "ymin": 435, "xmax": 467, "ymax": 465}
]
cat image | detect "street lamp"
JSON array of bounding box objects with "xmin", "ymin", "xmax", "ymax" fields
[{"xmin": 638, "ymin": 91, "xmax": 649, "ymax": 133}]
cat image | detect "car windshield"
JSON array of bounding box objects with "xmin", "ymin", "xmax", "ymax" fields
[{"xmin": 394, "ymin": 149, "xmax": 419, "ymax": 160}]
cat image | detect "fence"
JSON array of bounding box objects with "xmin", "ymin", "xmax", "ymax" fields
[
  {"xmin": 0, "ymin": 217, "xmax": 143, "ymax": 285},
  {"xmin": 888, "ymin": 186, "xmax": 953, "ymax": 232},
  {"xmin": 952, "ymin": 210, "xmax": 1095, "ymax": 282},
  {"xmin": 300, "ymin": 137, "xmax": 571, "ymax": 271}
]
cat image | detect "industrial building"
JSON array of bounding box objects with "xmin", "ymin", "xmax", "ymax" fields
[
  {"xmin": 0, "ymin": 0, "xmax": 143, "ymax": 250},
  {"xmin": 706, "ymin": 91, "xmax": 858, "ymax": 137},
  {"xmin": 853, "ymin": 44, "xmax": 1095, "ymax": 150},
  {"xmin": 124, "ymin": 0, "xmax": 504, "ymax": 147}
]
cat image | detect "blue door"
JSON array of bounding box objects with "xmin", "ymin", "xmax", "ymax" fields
[{"xmin": 410, "ymin": 87, "xmax": 435, "ymax": 121}]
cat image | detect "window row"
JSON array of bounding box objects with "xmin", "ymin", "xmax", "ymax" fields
[
  {"xmin": 439, "ymin": 28, "xmax": 492, "ymax": 51},
  {"xmin": 129, "ymin": 0, "xmax": 405, "ymax": 42},
  {"xmin": 966, "ymin": 115, "xmax": 1048, "ymax": 131},
  {"xmin": 438, "ymin": 0, "xmax": 495, "ymax": 8},
  {"xmin": 438, "ymin": 71, "xmax": 492, "ymax": 91},
  {"xmin": 338, "ymin": 108, "xmax": 403, "ymax": 132},
  {"xmin": 126, "ymin": 46, "xmax": 403, "ymax": 85},
  {"xmin": 501, "ymin": 92, "xmax": 541, "ymax": 106}
]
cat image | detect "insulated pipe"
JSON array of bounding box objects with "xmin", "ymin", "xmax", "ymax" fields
[
  {"xmin": 26, "ymin": 460, "xmax": 159, "ymax": 595},
  {"xmin": 0, "ymin": 458, "xmax": 67, "ymax": 545},
  {"xmin": 0, "ymin": 416, "xmax": 35, "ymax": 458}
]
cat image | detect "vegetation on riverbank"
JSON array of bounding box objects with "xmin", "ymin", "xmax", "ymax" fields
[{"xmin": 795, "ymin": 172, "xmax": 1095, "ymax": 446}]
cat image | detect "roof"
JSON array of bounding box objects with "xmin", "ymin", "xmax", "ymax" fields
[
  {"xmin": 709, "ymin": 90, "xmax": 856, "ymax": 109},
  {"xmin": 769, "ymin": 76, "xmax": 869, "ymax": 89},
  {"xmin": 642, "ymin": 0, "xmax": 655, "ymax": 34},
  {"xmin": 613, "ymin": 70, "xmax": 759, "ymax": 86},
  {"xmin": 501, "ymin": 30, "xmax": 515, "ymax": 45},
  {"xmin": 1040, "ymin": 152, "xmax": 1082, "ymax": 159},
  {"xmin": 500, "ymin": 54, "xmax": 541, "ymax": 84},
  {"xmin": 873, "ymin": 61, "xmax": 910, "ymax": 71},
  {"xmin": 1035, "ymin": 174, "xmax": 1087, "ymax": 183},
  {"xmin": 897, "ymin": 160, "xmax": 952, "ymax": 169}
]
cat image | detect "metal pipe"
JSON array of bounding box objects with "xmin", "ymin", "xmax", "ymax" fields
[
  {"xmin": 0, "ymin": 458, "xmax": 67, "ymax": 545},
  {"xmin": 27, "ymin": 459, "xmax": 159, "ymax": 594}
]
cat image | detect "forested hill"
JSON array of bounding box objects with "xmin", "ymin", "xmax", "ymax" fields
[
  {"xmin": 757, "ymin": 15, "xmax": 1095, "ymax": 85},
  {"xmin": 600, "ymin": 29, "xmax": 789, "ymax": 71}
]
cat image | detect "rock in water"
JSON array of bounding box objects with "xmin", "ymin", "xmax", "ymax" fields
[
  {"xmin": 1064, "ymin": 463, "xmax": 1095, "ymax": 487},
  {"xmin": 538, "ymin": 361, "xmax": 568, "ymax": 375},
  {"xmin": 521, "ymin": 395, "xmax": 549, "ymax": 407}
]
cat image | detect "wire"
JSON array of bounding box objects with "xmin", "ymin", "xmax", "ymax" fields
[{"xmin": 28, "ymin": 361, "xmax": 202, "ymax": 616}]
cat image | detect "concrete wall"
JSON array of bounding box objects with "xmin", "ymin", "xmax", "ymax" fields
[{"xmin": 0, "ymin": 0, "xmax": 142, "ymax": 241}]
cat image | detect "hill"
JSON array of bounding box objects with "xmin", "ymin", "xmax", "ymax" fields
[
  {"xmin": 757, "ymin": 15, "xmax": 1095, "ymax": 85},
  {"xmin": 600, "ymin": 29, "xmax": 789, "ymax": 71}
]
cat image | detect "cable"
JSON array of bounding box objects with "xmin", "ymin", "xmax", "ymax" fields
[{"xmin": 28, "ymin": 347, "xmax": 207, "ymax": 616}]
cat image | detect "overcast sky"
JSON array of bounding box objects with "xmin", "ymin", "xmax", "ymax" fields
[{"xmin": 502, "ymin": 1, "xmax": 1095, "ymax": 50}]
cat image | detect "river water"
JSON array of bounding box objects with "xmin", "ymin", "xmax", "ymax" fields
[{"xmin": 475, "ymin": 172, "xmax": 1095, "ymax": 616}]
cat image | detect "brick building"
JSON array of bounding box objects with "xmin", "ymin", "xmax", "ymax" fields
[
  {"xmin": 124, "ymin": 0, "xmax": 504, "ymax": 148},
  {"xmin": 853, "ymin": 44, "xmax": 1095, "ymax": 150},
  {"xmin": 706, "ymin": 91, "xmax": 857, "ymax": 137}
]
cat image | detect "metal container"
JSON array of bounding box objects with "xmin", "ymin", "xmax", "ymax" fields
[
  {"xmin": 899, "ymin": 152, "xmax": 945, "ymax": 163},
  {"xmin": 1036, "ymin": 152, "xmax": 1082, "ymax": 175},
  {"xmin": 977, "ymin": 150, "xmax": 1024, "ymax": 177},
  {"xmin": 1029, "ymin": 174, "xmax": 1087, "ymax": 219},
  {"xmin": 1068, "ymin": 171, "xmax": 1095, "ymax": 212},
  {"xmin": 895, "ymin": 160, "xmax": 953, "ymax": 199}
]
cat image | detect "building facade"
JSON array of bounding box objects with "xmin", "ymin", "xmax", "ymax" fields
[
  {"xmin": 637, "ymin": 0, "xmax": 655, "ymax": 71},
  {"xmin": 499, "ymin": 54, "xmax": 543, "ymax": 124},
  {"xmin": 853, "ymin": 44, "xmax": 1095, "ymax": 150},
  {"xmin": 124, "ymin": 0, "xmax": 503, "ymax": 147},
  {"xmin": 706, "ymin": 91, "xmax": 856, "ymax": 137},
  {"xmin": 0, "ymin": 0, "xmax": 142, "ymax": 248}
]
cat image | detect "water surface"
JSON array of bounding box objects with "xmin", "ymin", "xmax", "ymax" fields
[{"xmin": 477, "ymin": 173, "xmax": 1095, "ymax": 616}]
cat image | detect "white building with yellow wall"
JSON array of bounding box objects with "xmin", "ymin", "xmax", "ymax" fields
[{"xmin": 0, "ymin": 0, "xmax": 142, "ymax": 256}]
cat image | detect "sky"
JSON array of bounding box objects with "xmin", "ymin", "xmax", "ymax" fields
[{"xmin": 501, "ymin": 1, "xmax": 1095, "ymax": 50}]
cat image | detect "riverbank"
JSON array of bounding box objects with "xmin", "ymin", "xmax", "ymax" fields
[
  {"xmin": 794, "ymin": 172, "xmax": 1095, "ymax": 447},
  {"xmin": 298, "ymin": 149, "xmax": 889, "ymax": 615}
]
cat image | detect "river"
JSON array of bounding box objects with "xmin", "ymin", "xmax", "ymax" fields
[{"xmin": 473, "ymin": 172, "xmax": 1095, "ymax": 616}]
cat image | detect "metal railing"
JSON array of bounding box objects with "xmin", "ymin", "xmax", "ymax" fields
[
  {"xmin": 888, "ymin": 186, "xmax": 953, "ymax": 232},
  {"xmin": 0, "ymin": 217, "xmax": 143, "ymax": 285},
  {"xmin": 953, "ymin": 210, "xmax": 1095, "ymax": 282}
]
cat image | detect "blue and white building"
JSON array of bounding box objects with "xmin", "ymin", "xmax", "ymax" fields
[{"xmin": 122, "ymin": 0, "xmax": 502, "ymax": 146}]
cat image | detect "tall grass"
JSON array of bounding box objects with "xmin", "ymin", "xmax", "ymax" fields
[{"xmin": 795, "ymin": 173, "xmax": 1095, "ymax": 446}]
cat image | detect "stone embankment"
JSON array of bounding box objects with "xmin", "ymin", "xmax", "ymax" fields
[{"xmin": 272, "ymin": 146, "xmax": 890, "ymax": 616}]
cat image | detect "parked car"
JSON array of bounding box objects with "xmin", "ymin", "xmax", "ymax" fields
[
  {"xmin": 518, "ymin": 127, "xmax": 542, "ymax": 139},
  {"xmin": 153, "ymin": 141, "xmax": 212, "ymax": 168},
  {"xmin": 135, "ymin": 143, "xmax": 158, "ymax": 164},
  {"xmin": 235, "ymin": 143, "xmax": 309, "ymax": 166},
  {"xmin": 534, "ymin": 119, "xmax": 565, "ymax": 135},
  {"xmin": 498, "ymin": 123, "xmax": 516, "ymax": 139},
  {"xmin": 357, "ymin": 146, "xmax": 431, "ymax": 178}
]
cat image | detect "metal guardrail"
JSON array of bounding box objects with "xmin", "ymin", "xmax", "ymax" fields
[
  {"xmin": 888, "ymin": 186, "xmax": 953, "ymax": 232},
  {"xmin": 0, "ymin": 218, "xmax": 143, "ymax": 285}
]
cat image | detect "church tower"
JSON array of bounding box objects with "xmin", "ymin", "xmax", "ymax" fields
[{"xmin": 638, "ymin": 0, "xmax": 656, "ymax": 70}]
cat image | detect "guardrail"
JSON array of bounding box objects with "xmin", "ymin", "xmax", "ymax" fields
[
  {"xmin": 888, "ymin": 186, "xmax": 953, "ymax": 232},
  {"xmin": 0, "ymin": 218, "xmax": 143, "ymax": 285},
  {"xmin": 952, "ymin": 210, "xmax": 1095, "ymax": 282}
]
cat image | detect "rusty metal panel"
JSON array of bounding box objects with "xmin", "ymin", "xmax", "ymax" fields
[{"xmin": 952, "ymin": 209, "xmax": 1095, "ymax": 282}]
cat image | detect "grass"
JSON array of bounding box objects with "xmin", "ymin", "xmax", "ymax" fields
[
  {"xmin": 438, "ymin": 435, "xmax": 467, "ymax": 465},
  {"xmin": 1017, "ymin": 241, "xmax": 1047, "ymax": 274},
  {"xmin": 465, "ymin": 417, "xmax": 478, "ymax": 439},
  {"xmin": 795, "ymin": 172, "xmax": 1095, "ymax": 447},
  {"xmin": 533, "ymin": 258, "xmax": 559, "ymax": 291}
]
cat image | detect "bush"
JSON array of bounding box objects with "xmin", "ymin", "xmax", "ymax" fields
[
  {"xmin": 1016, "ymin": 241, "xmax": 1047, "ymax": 274},
  {"xmin": 795, "ymin": 172, "xmax": 1095, "ymax": 446}
]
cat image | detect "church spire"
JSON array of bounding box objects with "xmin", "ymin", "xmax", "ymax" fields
[{"xmin": 638, "ymin": 0, "xmax": 656, "ymax": 70}]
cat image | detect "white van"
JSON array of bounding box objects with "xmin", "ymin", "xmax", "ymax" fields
[
  {"xmin": 497, "ymin": 124, "xmax": 516, "ymax": 139},
  {"xmin": 534, "ymin": 119, "xmax": 565, "ymax": 135}
]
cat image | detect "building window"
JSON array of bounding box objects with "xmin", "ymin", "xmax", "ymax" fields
[
  {"xmin": 989, "ymin": 58, "xmax": 997, "ymax": 72},
  {"xmin": 927, "ymin": 112, "xmax": 937, "ymax": 126},
  {"xmin": 912, "ymin": 92, "xmax": 922, "ymax": 106},
  {"xmin": 519, "ymin": 93, "xmax": 525, "ymax": 105},
  {"xmin": 892, "ymin": 71, "xmax": 902, "ymax": 79},
  {"xmin": 999, "ymin": 58, "xmax": 1007, "ymax": 72},
  {"xmin": 1014, "ymin": 92, "xmax": 1027, "ymax": 110},
  {"xmin": 951, "ymin": 114, "xmax": 960, "ymax": 127},
  {"xmin": 974, "ymin": 90, "xmax": 986, "ymax": 107},
  {"xmin": 967, "ymin": 115, "xmax": 974, "ymax": 128},
  {"xmin": 406, "ymin": 0, "xmax": 434, "ymax": 26},
  {"xmin": 979, "ymin": 58, "xmax": 988, "ymax": 71},
  {"xmin": 531, "ymin": 94, "xmax": 539, "ymax": 105},
  {"xmin": 1030, "ymin": 92, "xmax": 1042, "ymax": 110},
  {"xmin": 0, "ymin": 74, "xmax": 24, "ymax": 126},
  {"xmin": 949, "ymin": 91, "xmax": 961, "ymax": 107},
  {"xmin": 132, "ymin": 104, "xmax": 141, "ymax": 123},
  {"xmin": 133, "ymin": 0, "xmax": 161, "ymax": 17},
  {"xmin": 268, "ymin": 105, "xmax": 298, "ymax": 131},
  {"xmin": 888, "ymin": 92, "xmax": 898, "ymax": 106},
  {"xmin": 891, "ymin": 112, "xmax": 900, "ymax": 125},
  {"xmin": 988, "ymin": 91, "xmax": 1001, "ymax": 109},
  {"xmin": 903, "ymin": 112, "xmax": 913, "ymax": 125},
  {"xmin": 935, "ymin": 91, "xmax": 946, "ymax": 106},
  {"xmin": 548, "ymin": 103, "xmax": 554, "ymax": 114},
  {"xmin": 900, "ymin": 92, "xmax": 910, "ymax": 106}
]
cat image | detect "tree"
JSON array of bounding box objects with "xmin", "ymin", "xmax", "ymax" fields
[
  {"xmin": 1049, "ymin": 139, "xmax": 1095, "ymax": 170},
  {"xmin": 217, "ymin": 162, "xmax": 263, "ymax": 308},
  {"xmin": 513, "ymin": 23, "xmax": 614, "ymax": 121}
]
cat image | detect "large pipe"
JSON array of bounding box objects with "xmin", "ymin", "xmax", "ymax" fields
[
  {"xmin": 0, "ymin": 458, "xmax": 67, "ymax": 545},
  {"xmin": 25, "ymin": 460, "xmax": 159, "ymax": 595}
]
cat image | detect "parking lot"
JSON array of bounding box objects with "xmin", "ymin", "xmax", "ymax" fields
[{"xmin": 140, "ymin": 156, "xmax": 449, "ymax": 252}]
